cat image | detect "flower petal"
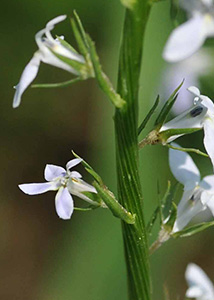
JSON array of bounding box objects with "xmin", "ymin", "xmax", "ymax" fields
[
  {"xmin": 172, "ymin": 189, "xmax": 205, "ymax": 232},
  {"xmin": 200, "ymin": 175, "xmax": 214, "ymax": 192},
  {"xmin": 66, "ymin": 158, "xmax": 82, "ymax": 170},
  {"xmin": 169, "ymin": 143, "xmax": 200, "ymax": 188},
  {"xmin": 44, "ymin": 164, "xmax": 66, "ymax": 181},
  {"xmin": 185, "ymin": 263, "xmax": 214, "ymax": 298},
  {"xmin": 70, "ymin": 171, "xmax": 82, "ymax": 178},
  {"xmin": 19, "ymin": 182, "xmax": 56, "ymax": 195},
  {"xmin": 203, "ymin": 118, "xmax": 214, "ymax": 169},
  {"xmin": 67, "ymin": 178, "xmax": 97, "ymax": 205},
  {"xmin": 163, "ymin": 15, "xmax": 206, "ymax": 62},
  {"xmin": 202, "ymin": 193, "xmax": 214, "ymax": 216},
  {"xmin": 55, "ymin": 187, "xmax": 74, "ymax": 220},
  {"xmin": 160, "ymin": 103, "xmax": 207, "ymax": 137},
  {"xmin": 13, "ymin": 53, "xmax": 41, "ymax": 108}
]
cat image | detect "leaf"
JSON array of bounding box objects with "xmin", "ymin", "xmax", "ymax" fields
[
  {"xmin": 138, "ymin": 95, "xmax": 159, "ymax": 135},
  {"xmin": 86, "ymin": 35, "xmax": 126, "ymax": 109},
  {"xmin": 160, "ymin": 127, "xmax": 201, "ymax": 142},
  {"xmin": 93, "ymin": 181, "xmax": 136, "ymax": 225},
  {"xmin": 146, "ymin": 206, "xmax": 160, "ymax": 235},
  {"xmin": 163, "ymin": 202, "xmax": 177, "ymax": 232},
  {"xmin": 155, "ymin": 80, "xmax": 184, "ymax": 127},
  {"xmin": 162, "ymin": 181, "xmax": 178, "ymax": 220},
  {"xmin": 72, "ymin": 150, "xmax": 102, "ymax": 184},
  {"xmin": 173, "ymin": 221, "xmax": 214, "ymax": 238},
  {"xmin": 70, "ymin": 11, "xmax": 89, "ymax": 57}
]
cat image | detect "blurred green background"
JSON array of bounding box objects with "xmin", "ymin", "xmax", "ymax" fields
[{"xmin": 1, "ymin": 0, "xmax": 214, "ymax": 299}]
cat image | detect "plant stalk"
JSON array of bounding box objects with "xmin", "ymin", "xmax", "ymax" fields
[{"xmin": 114, "ymin": 2, "xmax": 151, "ymax": 300}]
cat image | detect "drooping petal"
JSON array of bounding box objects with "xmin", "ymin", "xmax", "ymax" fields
[
  {"xmin": 44, "ymin": 164, "xmax": 66, "ymax": 181},
  {"xmin": 19, "ymin": 182, "xmax": 57, "ymax": 195},
  {"xmin": 200, "ymin": 175, "xmax": 214, "ymax": 192},
  {"xmin": 66, "ymin": 158, "xmax": 82, "ymax": 170},
  {"xmin": 163, "ymin": 15, "xmax": 206, "ymax": 62},
  {"xmin": 55, "ymin": 187, "xmax": 74, "ymax": 220},
  {"xmin": 201, "ymin": 192, "xmax": 214, "ymax": 216},
  {"xmin": 172, "ymin": 189, "xmax": 206, "ymax": 232},
  {"xmin": 70, "ymin": 171, "xmax": 82, "ymax": 178},
  {"xmin": 188, "ymin": 86, "xmax": 201, "ymax": 98},
  {"xmin": 67, "ymin": 178, "xmax": 97, "ymax": 205},
  {"xmin": 13, "ymin": 53, "xmax": 41, "ymax": 108},
  {"xmin": 185, "ymin": 263, "xmax": 214, "ymax": 299},
  {"xmin": 203, "ymin": 118, "xmax": 214, "ymax": 169},
  {"xmin": 169, "ymin": 144, "xmax": 200, "ymax": 188}
]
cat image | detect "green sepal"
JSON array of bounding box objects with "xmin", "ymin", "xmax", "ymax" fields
[
  {"xmin": 93, "ymin": 181, "xmax": 136, "ymax": 224},
  {"xmin": 72, "ymin": 150, "xmax": 102, "ymax": 184},
  {"xmin": 162, "ymin": 181, "xmax": 179, "ymax": 220},
  {"xmin": 74, "ymin": 205, "xmax": 100, "ymax": 212},
  {"xmin": 160, "ymin": 127, "xmax": 201, "ymax": 142},
  {"xmin": 49, "ymin": 48, "xmax": 90, "ymax": 79},
  {"xmin": 163, "ymin": 202, "xmax": 177, "ymax": 232},
  {"xmin": 81, "ymin": 191, "xmax": 103, "ymax": 204},
  {"xmin": 165, "ymin": 141, "xmax": 208, "ymax": 158},
  {"xmin": 86, "ymin": 35, "xmax": 126, "ymax": 109},
  {"xmin": 138, "ymin": 95, "xmax": 159, "ymax": 135},
  {"xmin": 70, "ymin": 11, "xmax": 89, "ymax": 58},
  {"xmin": 173, "ymin": 221, "xmax": 214, "ymax": 238},
  {"xmin": 155, "ymin": 80, "xmax": 184, "ymax": 127},
  {"xmin": 56, "ymin": 35, "xmax": 78, "ymax": 54}
]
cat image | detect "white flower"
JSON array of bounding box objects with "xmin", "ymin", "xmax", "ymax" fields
[
  {"xmin": 185, "ymin": 263, "xmax": 214, "ymax": 300},
  {"xmin": 161, "ymin": 49, "xmax": 213, "ymax": 114},
  {"xmin": 163, "ymin": 0, "xmax": 214, "ymax": 62},
  {"xmin": 160, "ymin": 86, "xmax": 214, "ymax": 169},
  {"xmin": 169, "ymin": 143, "xmax": 214, "ymax": 232},
  {"xmin": 13, "ymin": 15, "xmax": 84, "ymax": 108},
  {"xmin": 19, "ymin": 158, "xmax": 97, "ymax": 220}
]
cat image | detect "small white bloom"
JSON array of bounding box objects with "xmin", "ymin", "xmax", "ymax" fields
[
  {"xmin": 13, "ymin": 15, "xmax": 84, "ymax": 108},
  {"xmin": 161, "ymin": 49, "xmax": 213, "ymax": 114},
  {"xmin": 163, "ymin": 0, "xmax": 214, "ymax": 62},
  {"xmin": 19, "ymin": 158, "xmax": 97, "ymax": 220},
  {"xmin": 160, "ymin": 86, "xmax": 214, "ymax": 169},
  {"xmin": 169, "ymin": 144, "xmax": 214, "ymax": 232},
  {"xmin": 185, "ymin": 263, "xmax": 214, "ymax": 300}
]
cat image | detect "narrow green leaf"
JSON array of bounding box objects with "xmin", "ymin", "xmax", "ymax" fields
[
  {"xmin": 73, "ymin": 11, "xmax": 89, "ymax": 48},
  {"xmin": 160, "ymin": 127, "xmax": 201, "ymax": 142},
  {"xmin": 146, "ymin": 206, "xmax": 160, "ymax": 235},
  {"xmin": 70, "ymin": 13, "xmax": 88, "ymax": 57},
  {"xmin": 31, "ymin": 78, "xmax": 81, "ymax": 89},
  {"xmin": 162, "ymin": 182, "xmax": 179, "ymax": 220},
  {"xmin": 173, "ymin": 221, "xmax": 214, "ymax": 238},
  {"xmin": 72, "ymin": 150, "xmax": 102, "ymax": 184},
  {"xmin": 165, "ymin": 143, "xmax": 209, "ymax": 158},
  {"xmin": 86, "ymin": 35, "xmax": 126, "ymax": 109},
  {"xmin": 155, "ymin": 80, "xmax": 184, "ymax": 126},
  {"xmin": 93, "ymin": 181, "xmax": 136, "ymax": 225},
  {"xmin": 163, "ymin": 202, "xmax": 177, "ymax": 232},
  {"xmin": 138, "ymin": 95, "xmax": 159, "ymax": 135}
]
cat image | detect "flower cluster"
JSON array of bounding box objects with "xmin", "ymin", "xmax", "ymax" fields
[{"xmin": 19, "ymin": 158, "xmax": 97, "ymax": 220}]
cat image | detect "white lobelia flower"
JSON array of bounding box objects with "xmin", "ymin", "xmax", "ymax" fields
[
  {"xmin": 169, "ymin": 143, "xmax": 214, "ymax": 233},
  {"xmin": 161, "ymin": 49, "xmax": 213, "ymax": 114},
  {"xmin": 163, "ymin": 0, "xmax": 214, "ymax": 62},
  {"xmin": 19, "ymin": 158, "xmax": 97, "ymax": 220},
  {"xmin": 13, "ymin": 15, "xmax": 84, "ymax": 108},
  {"xmin": 185, "ymin": 263, "xmax": 214, "ymax": 300},
  {"xmin": 160, "ymin": 86, "xmax": 214, "ymax": 169}
]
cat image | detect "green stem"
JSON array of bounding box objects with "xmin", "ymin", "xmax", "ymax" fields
[{"xmin": 114, "ymin": 2, "xmax": 151, "ymax": 300}]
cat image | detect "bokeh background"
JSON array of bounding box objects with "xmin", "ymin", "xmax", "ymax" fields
[{"xmin": 1, "ymin": 0, "xmax": 214, "ymax": 299}]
